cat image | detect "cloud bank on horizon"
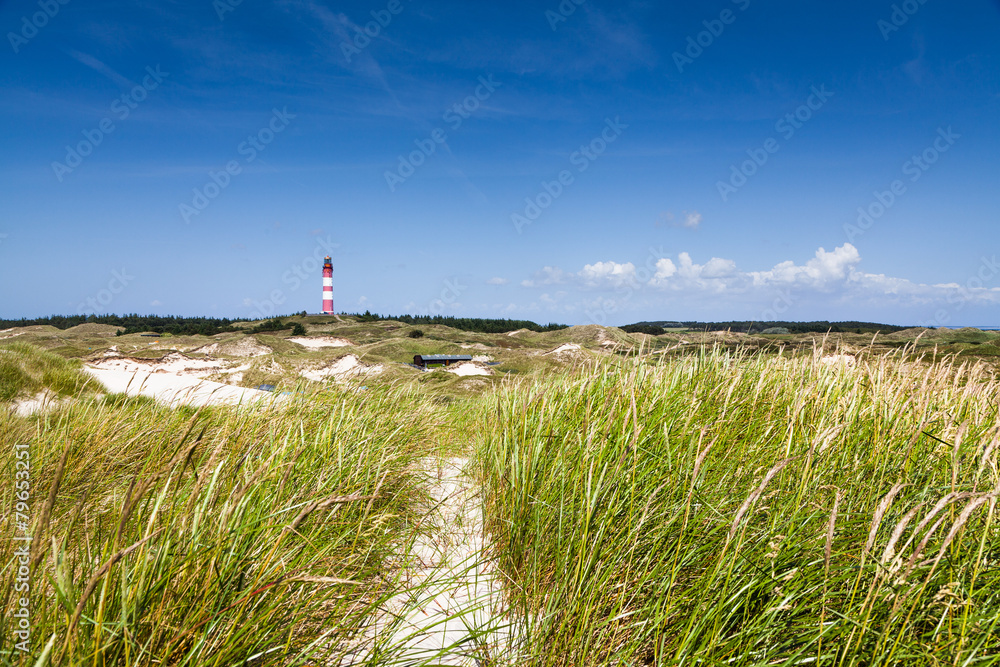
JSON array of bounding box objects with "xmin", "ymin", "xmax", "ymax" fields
[{"xmin": 514, "ymin": 243, "xmax": 1000, "ymax": 327}]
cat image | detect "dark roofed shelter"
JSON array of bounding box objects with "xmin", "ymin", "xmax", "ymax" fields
[{"xmin": 413, "ymin": 354, "xmax": 472, "ymax": 368}]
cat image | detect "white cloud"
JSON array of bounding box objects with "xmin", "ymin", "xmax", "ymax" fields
[
  {"xmin": 701, "ymin": 257, "xmax": 737, "ymax": 278},
  {"xmin": 150, "ymin": 300, "xmax": 162, "ymax": 307},
  {"xmin": 683, "ymin": 210, "xmax": 702, "ymax": 229},
  {"xmin": 522, "ymin": 243, "xmax": 1000, "ymax": 310},
  {"xmin": 486, "ymin": 277, "xmax": 509, "ymax": 285},
  {"xmin": 522, "ymin": 266, "xmax": 567, "ymax": 288},
  {"xmin": 750, "ymin": 244, "xmax": 860, "ymax": 289},
  {"xmin": 657, "ymin": 210, "xmax": 703, "ymax": 229},
  {"xmin": 648, "ymin": 252, "xmax": 742, "ymax": 292},
  {"xmin": 578, "ymin": 261, "xmax": 636, "ymax": 288},
  {"xmin": 652, "ymin": 258, "xmax": 677, "ymax": 280}
]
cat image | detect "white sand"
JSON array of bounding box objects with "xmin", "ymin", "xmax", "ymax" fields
[
  {"xmin": 12, "ymin": 391, "xmax": 67, "ymax": 416},
  {"xmin": 287, "ymin": 336, "xmax": 353, "ymax": 349},
  {"xmin": 195, "ymin": 338, "xmax": 271, "ymax": 357},
  {"xmin": 820, "ymin": 354, "xmax": 856, "ymax": 367},
  {"xmin": 544, "ymin": 343, "xmax": 581, "ymax": 355},
  {"xmin": 344, "ymin": 459, "xmax": 515, "ymax": 665},
  {"xmin": 446, "ymin": 363, "xmax": 492, "ymax": 377},
  {"xmin": 90, "ymin": 353, "xmax": 225, "ymax": 378},
  {"xmin": 301, "ymin": 355, "xmax": 383, "ymax": 381},
  {"xmin": 85, "ymin": 366, "xmax": 276, "ymax": 408}
]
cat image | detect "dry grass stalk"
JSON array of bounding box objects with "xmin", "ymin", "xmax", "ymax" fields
[
  {"xmin": 920, "ymin": 493, "xmax": 996, "ymax": 576},
  {"xmin": 728, "ymin": 457, "xmax": 795, "ymax": 541},
  {"xmin": 864, "ymin": 483, "xmax": 908, "ymax": 553},
  {"xmin": 286, "ymin": 493, "xmax": 380, "ymax": 534},
  {"xmin": 880, "ymin": 502, "xmax": 925, "ymax": 568}
]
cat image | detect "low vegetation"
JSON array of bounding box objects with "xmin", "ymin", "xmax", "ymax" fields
[
  {"xmin": 474, "ymin": 347, "xmax": 1000, "ymax": 664},
  {"xmin": 5, "ymin": 322, "xmax": 1000, "ymax": 665},
  {"xmin": 0, "ymin": 341, "xmax": 100, "ymax": 402},
  {"xmin": 0, "ymin": 386, "xmax": 440, "ymax": 665}
]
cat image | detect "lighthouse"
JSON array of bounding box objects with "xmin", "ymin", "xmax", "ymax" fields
[{"xmin": 322, "ymin": 256, "xmax": 334, "ymax": 314}]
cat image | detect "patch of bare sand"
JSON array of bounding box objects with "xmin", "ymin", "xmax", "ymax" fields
[
  {"xmin": 341, "ymin": 458, "xmax": 517, "ymax": 666},
  {"xmin": 91, "ymin": 353, "xmax": 228, "ymax": 378},
  {"xmin": 84, "ymin": 364, "xmax": 276, "ymax": 408},
  {"xmin": 11, "ymin": 391, "xmax": 70, "ymax": 416},
  {"xmin": 544, "ymin": 343, "xmax": 582, "ymax": 357},
  {"xmin": 195, "ymin": 338, "xmax": 271, "ymax": 357},
  {"xmin": 300, "ymin": 354, "xmax": 383, "ymax": 381},
  {"xmin": 446, "ymin": 362, "xmax": 492, "ymax": 377},
  {"xmin": 819, "ymin": 353, "xmax": 856, "ymax": 367}
]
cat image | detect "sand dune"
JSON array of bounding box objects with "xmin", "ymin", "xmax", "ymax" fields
[
  {"xmin": 85, "ymin": 365, "xmax": 276, "ymax": 407},
  {"xmin": 288, "ymin": 336, "xmax": 353, "ymax": 348}
]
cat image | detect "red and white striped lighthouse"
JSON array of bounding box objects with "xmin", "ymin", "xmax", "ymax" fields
[{"xmin": 322, "ymin": 256, "xmax": 334, "ymax": 314}]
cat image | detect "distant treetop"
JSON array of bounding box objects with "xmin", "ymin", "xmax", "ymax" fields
[
  {"xmin": 348, "ymin": 311, "xmax": 567, "ymax": 334},
  {"xmin": 0, "ymin": 314, "xmax": 247, "ymax": 337}
]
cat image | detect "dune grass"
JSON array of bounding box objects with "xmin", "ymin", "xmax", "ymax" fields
[
  {"xmin": 0, "ymin": 385, "xmax": 440, "ymax": 665},
  {"xmin": 0, "ymin": 342, "xmax": 100, "ymax": 403},
  {"xmin": 473, "ymin": 346, "xmax": 1000, "ymax": 665},
  {"xmin": 8, "ymin": 335, "xmax": 1000, "ymax": 665}
]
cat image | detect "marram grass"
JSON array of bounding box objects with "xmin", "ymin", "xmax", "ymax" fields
[
  {"xmin": 0, "ymin": 342, "xmax": 100, "ymax": 403},
  {"xmin": 0, "ymin": 385, "xmax": 437, "ymax": 666},
  {"xmin": 7, "ymin": 341, "xmax": 1000, "ymax": 666},
  {"xmin": 474, "ymin": 347, "xmax": 1000, "ymax": 666}
]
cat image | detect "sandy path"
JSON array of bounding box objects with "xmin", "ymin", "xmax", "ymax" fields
[{"xmin": 344, "ymin": 458, "xmax": 515, "ymax": 665}]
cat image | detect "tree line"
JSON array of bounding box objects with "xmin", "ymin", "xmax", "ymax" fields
[
  {"xmin": 0, "ymin": 314, "xmax": 248, "ymax": 337},
  {"xmin": 350, "ymin": 311, "xmax": 568, "ymax": 333}
]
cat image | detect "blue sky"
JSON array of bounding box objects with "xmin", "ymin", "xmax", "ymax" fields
[{"xmin": 1, "ymin": 0, "xmax": 998, "ymax": 326}]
